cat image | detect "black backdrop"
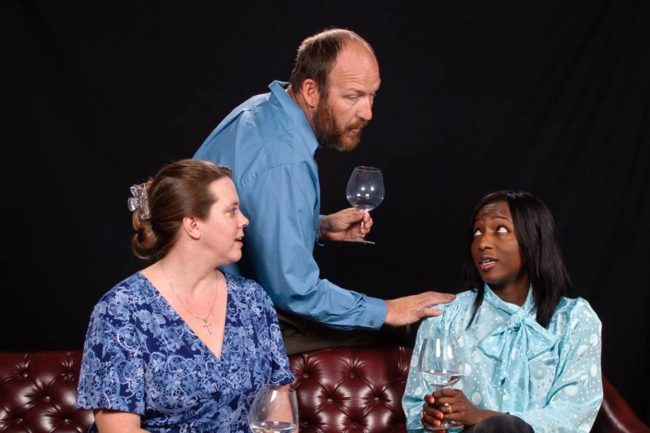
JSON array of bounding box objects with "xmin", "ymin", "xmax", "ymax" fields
[{"xmin": 3, "ymin": 0, "xmax": 648, "ymax": 424}]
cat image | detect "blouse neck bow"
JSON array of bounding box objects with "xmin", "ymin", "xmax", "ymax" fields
[{"xmin": 477, "ymin": 284, "xmax": 558, "ymax": 409}]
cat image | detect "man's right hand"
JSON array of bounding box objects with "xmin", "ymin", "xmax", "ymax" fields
[{"xmin": 384, "ymin": 291, "xmax": 455, "ymax": 327}]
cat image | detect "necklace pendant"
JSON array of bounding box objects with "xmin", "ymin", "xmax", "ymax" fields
[{"xmin": 202, "ymin": 319, "xmax": 213, "ymax": 335}]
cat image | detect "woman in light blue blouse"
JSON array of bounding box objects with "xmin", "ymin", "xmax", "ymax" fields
[
  {"xmin": 76, "ymin": 159, "xmax": 294, "ymax": 433},
  {"xmin": 402, "ymin": 190, "xmax": 603, "ymax": 433}
]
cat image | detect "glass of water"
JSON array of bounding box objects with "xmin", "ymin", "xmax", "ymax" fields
[
  {"xmin": 248, "ymin": 384, "xmax": 298, "ymax": 433},
  {"xmin": 345, "ymin": 165, "xmax": 385, "ymax": 245},
  {"xmin": 418, "ymin": 335, "xmax": 465, "ymax": 430}
]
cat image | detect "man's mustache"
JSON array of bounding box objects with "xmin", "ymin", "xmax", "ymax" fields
[{"xmin": 347, "ymin": 120, "xmax": 369, "ymax": 130}]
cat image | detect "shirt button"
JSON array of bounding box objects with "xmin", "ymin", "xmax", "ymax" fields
[{"xmin": 370, "ymin": 321, "xmax": 375, "ymax": 326}]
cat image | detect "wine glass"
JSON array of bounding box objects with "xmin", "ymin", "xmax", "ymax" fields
[
  {"xmin": 417, "ymin": 335, "xmax": 464, "ymax": 430},
  {"xmin": 345, "ymin": 165, "xmax": 385, "ymax": 245},
  {"xmin": 248, "ymin": 384, "xmax": 298, "ymax": 433}
]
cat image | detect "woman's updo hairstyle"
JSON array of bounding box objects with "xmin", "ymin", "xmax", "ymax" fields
[{"xmin": 130, "ymin": 159, "xmax": 232, "ymax": 261}]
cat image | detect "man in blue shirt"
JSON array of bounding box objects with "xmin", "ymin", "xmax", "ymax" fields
[{"xmin": 194, "ymin": 28, "xmax": 454, "ymax": 354}]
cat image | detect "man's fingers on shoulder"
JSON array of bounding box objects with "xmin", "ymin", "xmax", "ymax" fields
[
  {"xmin": 427, "ymin": 291, "xmax": 455, "ymax": 302},
  {"xmin": 413, "ymin": 291, "xmax": 455, "ymax": 307},
  {"xmin": 436, "ymin": 293, "xmax": 456, "ymax": 303},
  {"xmin": 422, "ymin": 308, "xmax": 443, "ymax": 318}
]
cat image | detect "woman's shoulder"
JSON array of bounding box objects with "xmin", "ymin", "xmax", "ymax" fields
[
  {"xmin": 224, "ymin": 272, "xmax": 262, "ymax": 289},
  {"xmin": 91, "ymin": 272, "xmax": 155, "ymax": 316},
  {"xmin": 556, "ymin": 296, "xmax": 600, "ymax": 318},
  {"xmin": 97, "ymin": 272, "xmax": 150, "ymax": 302},
  {"xmin": 224, "ymin": 272, "xmax": 277, "ymax": 319},
  {"xmin": 224, "ymin": 272, "xmax": 270, "ymax": 300},
  {"xmin": 431, "ymin": 289, "xmax": 478, "ymax": 312},
  {"xmin": 84, "ymin": 273, "xmax": 158, "ymax": 335},
  {"xmin": 441, "ymin": 289, "xmax": 478, "ymax": 311},
  {"xmin": 552, "ymin": 296, "xmax": 602, "ymax": 332},
  {"xmin": 454, "ymin": 289, "xmax": 478, "ymax": 304},
  {"xmin": 419, "ymin": 289, "xmax": 477, "ymax": 329}
]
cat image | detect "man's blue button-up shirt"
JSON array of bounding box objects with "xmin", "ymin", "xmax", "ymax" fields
[{"xmin": 194, "ymin": 80, "xmax": 386, "ymax": 330}]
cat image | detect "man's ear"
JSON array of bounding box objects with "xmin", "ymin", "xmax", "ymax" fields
[
  {"xmin": 181, "ymin": 216, "xmax": 201, "ymax": 240},
  {"xmin": 300, "ymin": 78, "xmax": 321, "ymax": 110}
]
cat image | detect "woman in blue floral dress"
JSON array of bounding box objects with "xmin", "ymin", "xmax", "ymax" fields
[{"xmin": 76, "ymin": 159, "xmax": 294, "ymax": 433}]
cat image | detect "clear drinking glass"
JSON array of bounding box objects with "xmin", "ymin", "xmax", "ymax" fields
[
  {"xmin": 248, "ymin": 384, "xmax": 298, "ymax": 433},
  {"xmin": 417, "ymin": 335, "xmax": 465, "ymax": 430},
  {"xmin": 345, "ymin": 165, "xmax": 385, "ymax": 245}
]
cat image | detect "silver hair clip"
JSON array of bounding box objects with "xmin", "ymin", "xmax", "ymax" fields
[{"xmin": 127, "ymin": 183, "xmax": 151, "ymax": 219}]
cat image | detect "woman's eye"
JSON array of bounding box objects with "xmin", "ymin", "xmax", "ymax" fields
[
  {"xmin": 496, "ymin": 226, "xmax": 508, "ymax": 233},
  {"xmin": 473, "ymin": 228, "xmax": 482, "ymax": 236}
]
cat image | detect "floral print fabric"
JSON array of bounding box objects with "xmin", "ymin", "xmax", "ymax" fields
[{"xmin": 77, "ymin": 272, "xmax": 293, "ymax": 433}]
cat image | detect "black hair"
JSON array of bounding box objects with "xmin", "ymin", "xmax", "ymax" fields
[{"xmin": 462, "ymin": 190, "xmax": 573, "ymax": 328}]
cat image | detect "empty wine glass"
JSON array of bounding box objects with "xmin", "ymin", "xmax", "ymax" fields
[
  {"xmin": 345, "ymin": 165, "xmax": 384, "ymax": 245},
  {"xmin": 418, "ymin": 335, "xmax": 465, "ymax": 430},
  {"xmin": 248, "ymin": 384, "xmax": 298, "ymax": 433}
]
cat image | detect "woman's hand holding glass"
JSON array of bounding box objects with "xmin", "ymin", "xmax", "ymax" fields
[
  {"xmin": 425, "ymin": 387, "xmax": 497, "ymax": 428},
  {"xmin": 418, "ymin": 335, "xmax": 465, "ymax": 430}
]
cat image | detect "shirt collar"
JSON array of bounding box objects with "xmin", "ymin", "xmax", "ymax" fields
[
  {"xmin": 268, "ymin": 80, "xmax": 320, "ymax": 155},
  {"xmin": 483, "ymin": 282, "xmax": 535, "ymax": 316}
]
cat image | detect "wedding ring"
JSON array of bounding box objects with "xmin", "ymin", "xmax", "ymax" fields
[{"xmin": 445, "ymin": 402, "xmax": 453, "ymax": 414}]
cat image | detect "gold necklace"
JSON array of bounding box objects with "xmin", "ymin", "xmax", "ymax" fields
[{"xmin": 161, "ymin": 264, "xmax": 219, "ymax": 335}]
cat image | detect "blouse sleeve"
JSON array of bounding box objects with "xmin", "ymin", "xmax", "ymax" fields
[
  {"xmin": 510, "ymin": 299, "xmax": 603, "ymax": 433},
  {"xmin": 76, "ymin": 288, "xmax": 146, "ymax": 415}
]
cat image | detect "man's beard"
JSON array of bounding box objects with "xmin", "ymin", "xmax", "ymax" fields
[{"xmin": 312, "ymin": 100, "xmax": 368, "ymax": 152}]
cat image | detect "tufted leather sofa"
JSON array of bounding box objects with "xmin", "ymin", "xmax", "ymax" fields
[{"xmin": 1, "ymin": 346, "xmax": 648, "ymax": 433}]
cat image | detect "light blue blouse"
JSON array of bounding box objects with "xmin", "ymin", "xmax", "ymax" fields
[
  {"xmin": 76, "ymin": 272, "xmax": 293, "ymax": 433},
  {"xmin": 193, "ymin": 80, "xmax": 386, "ymax": 330},
  {"xmin": 402, "ymin": 285, "xmax": 602, "ymax": 433}
]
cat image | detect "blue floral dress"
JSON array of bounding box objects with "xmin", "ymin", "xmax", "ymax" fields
[{"xmin": 76, "ymin": 272, "xmax": 293, "ymax": 433}]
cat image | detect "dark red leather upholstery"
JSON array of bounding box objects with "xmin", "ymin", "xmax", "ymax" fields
[
  {"xmin": 0, "ymin": 347, "xmax": 647, "ymax": 433},
  {"xmin": 0, "ymin": 351, "xmax": 93, "ymax": 433},
  {"xmin": 592, "ymin": 376, "xmax": 650, "ymax": 433},
  {"xmin": 290, "ymin": 345, "xmax": 412, "ymax": 433}
]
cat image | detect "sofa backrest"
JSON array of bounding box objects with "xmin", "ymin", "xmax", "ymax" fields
[
  {"xmin": 0, "ymin": 351, "xmax": 92, "ymax": 433},
  {"xmin": 291, "ymin": 345, "xmax": 411, "ymax": 433},
  {"xmin": 0, "ymin": 347, "xmax": 647, "ymax": 433}
]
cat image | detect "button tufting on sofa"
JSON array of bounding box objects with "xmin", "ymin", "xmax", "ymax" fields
[
  {"xmin": 0, "ymin": 346, "xmax": 647, "ymax": 433},
  {"xmin": 0, "ymin": 352, "xmax": 94, "ymax": 433}
]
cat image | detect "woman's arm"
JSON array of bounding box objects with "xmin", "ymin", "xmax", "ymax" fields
[
  {"xmin": 509, "ymin": 300, "xmax": 603, "ymax": 433},
  {"xmin": 94, "ymin": 410, "xmax": 149, "ymax": 433}
]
